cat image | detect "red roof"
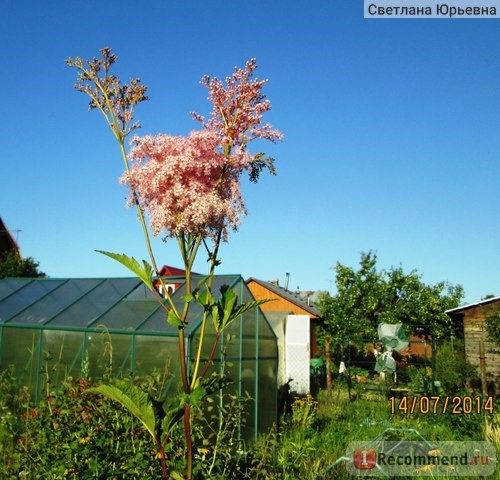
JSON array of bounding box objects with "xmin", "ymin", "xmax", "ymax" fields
[{"xmin": 158, "ymin": 265, "xmax": 189, "ymax": 277}]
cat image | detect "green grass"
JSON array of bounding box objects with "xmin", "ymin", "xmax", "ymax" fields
[{"xmin": 244, "ymin": 383, "xmax": 499, "ymax": 480}]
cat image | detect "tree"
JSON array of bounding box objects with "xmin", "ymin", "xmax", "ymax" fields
[
  {"xmin": 317, "ymin": 252, "xmax": 385, "ymax": 396},
  {"xmin": 317, "ymin": 251, "xmax": 464, "ymax": 392},
  {"xmin": 0, "ymin": 251, "xmax": 45, "ymax": 278},
  {"xmin": 336, "ymin": 251, "xmax": 463, "ymax": 341},
  {"xmin": 381, "ymin": 265, "xmax": 464, "ymax": 341}
]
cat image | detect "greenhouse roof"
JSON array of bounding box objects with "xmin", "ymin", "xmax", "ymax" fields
[{"xmin": 0, "ymin": 275, "xmax": 242, "ymax": 336}]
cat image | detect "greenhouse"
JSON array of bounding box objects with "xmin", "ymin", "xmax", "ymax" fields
[{"xmin": 0, "ymin": 274, "xmax": 278, "ymax": 440}]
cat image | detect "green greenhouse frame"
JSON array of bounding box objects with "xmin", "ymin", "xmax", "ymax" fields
[{"xmin": 0, "ymin": 274, "xmax": 278, "ymax": 440}]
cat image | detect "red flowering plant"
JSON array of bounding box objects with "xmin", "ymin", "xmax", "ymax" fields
[{"xmin": 67, "ymin": 48, "xmax": 281, "ymax": 479}]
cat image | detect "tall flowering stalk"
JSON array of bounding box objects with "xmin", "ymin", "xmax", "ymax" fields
[{"xmin": 67, "ymin": 48, "xmax": 281, "ymax": 479}]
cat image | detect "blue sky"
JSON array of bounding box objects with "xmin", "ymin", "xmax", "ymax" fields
[{"xmin": 1, "ymin": 1, "xmax": 499, "ymax": 304}]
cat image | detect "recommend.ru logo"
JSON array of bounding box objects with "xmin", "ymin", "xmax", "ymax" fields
[{"xmin": 346, "ymin": 441, "xmax": 496, "ymax": 476}]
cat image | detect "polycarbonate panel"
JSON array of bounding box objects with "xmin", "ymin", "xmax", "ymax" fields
[
  {"xmin": 258, "ymin": 338, "xmax": 278, "ymax": 359},
  {"xmin": 0, "ymin": 327, "xmax": 40, "ymax": 395},
  {"xmin": 0, "ymin": 278, "xmax": 32, "ymax": 302},
  {"xmin": 41, "ymin": 330, "xmax": 85, "ymax": 392},
  {"xmin": 84, "ymin": 332, "xmax": 133, "ymax": 380},
  {"xmin": 221, "ymin": 318, "xmax": 242, "ymax": 359},
  {"xmin": 237, "ymin": 280, "xmax": 253, "ymax": 304},
  {"xmin": 49, "ymin": 278, "xmax": 140, "ymax": 328},
  {"xmin": 133, "ymin": 306, "xmax": 179, "ymax": 335},
  {"xmin": 257, "ymin": 358, "xmax": 278, "ymax": 433},
  {"xmin": 241, "ymin": 307, "xmax": 257, "ymax": 337},
  {"xmin": 97, "ymin": 299, "xmax": 161, "ymax": 331},
  {"xmin": 240, "ymin": 359, "xmax": 257, "ymax": 441},
  {"xmin": 0, "ymin": 279, "xmax": 65, "ymax": 323},
  {"xmin": 133, "ymin": 335, "xmax": 181, "ymax": 398},
  {"xmin": 241, "ymin": 314, "xmax": 257, "ymax": 360},
  {"xmin": 141, "ymin": 274, "xmax": 240, "ymax": 335},
  {"xmin": 206, "ymin": 275, "xmax": 240, "ymax": 297},
  {"xmin": 8, "ymin": 279, "xmax": 103, "ymax": 326},
  {"xmin": 258, "ymin": 309, "xmax": 276, "ymax": 338}
]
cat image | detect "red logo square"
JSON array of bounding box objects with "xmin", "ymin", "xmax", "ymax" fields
[{"xmin": 353, "ymin": 448, "xmax": 377, "ymax": 470}]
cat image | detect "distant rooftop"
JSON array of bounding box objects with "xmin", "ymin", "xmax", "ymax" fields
[
  {"xmin": 446, "ymin": 295, "xmax": 500, "ymax": 314},
  {"xmin": 246, "ymin": 277, "xmax": 321, "ymax": 318}
]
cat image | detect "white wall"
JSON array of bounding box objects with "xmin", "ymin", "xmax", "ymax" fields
[{"xmin": 285, "ymin": 314, "xmax": 310, "ymax": 394}]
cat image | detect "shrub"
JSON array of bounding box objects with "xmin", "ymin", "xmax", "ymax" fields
[
  {"xmin": 433, "ymin": 340, "xmax": 477, "ymax": 395},
  {"xmin": 0, "ymin": 375, "xmax": 162, "ymax": 479}
]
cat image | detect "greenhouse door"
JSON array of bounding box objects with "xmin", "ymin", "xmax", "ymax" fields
[{"xmin": 285, "ymin": 315, "xmax": 310, "ymax": 394}]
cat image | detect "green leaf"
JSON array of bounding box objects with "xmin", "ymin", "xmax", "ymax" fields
[
  {"xmin": 220, "ymin": 286, "xmax": 238, "ymax": 327},
  {"xmin": 182, "ymin": 293, "xmax": 195, "ymax": 303},
  {"xmin": 161, "ymin": 402, "xmax": 184, "ymax": 438},
  {"xmin": 181, "ymin": 277, "xmax": 212, "ymax": 305},
  {"xmin": 96, "ymin": 250, "xmax": 154, "ymax": 291},
  {"xmin": 187, "ymin": 385, "xmax": 206, "ymax": 406},
  {"xmin": 200, "ymin": 372, "xmax": 234, "ymax": 396},
  {"xmin": 215, "ymin": 285, "xmax": 271, "ymax": 332},
  {"xmin": 84, "ymin": 380, "xmax": 157, "ymax": 442},
  {"xmin": 167, "ymin": 309, "xmax": 184, "ymax": 328}
]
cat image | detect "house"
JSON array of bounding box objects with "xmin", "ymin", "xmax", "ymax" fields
[
  {"xmin": 246, "ymin": 277, "xmax": 321, "ymax": 394},
  {"xmin": 0, "ymin": 217, "xmax": 20, "ymax": 257},
  {"xmin": 156, "ymin": 265, "xmax": 199, "ymax": 295},
  {"xmin": 446, "ymin": 296, "xmax": 500, "ymax": 395}
]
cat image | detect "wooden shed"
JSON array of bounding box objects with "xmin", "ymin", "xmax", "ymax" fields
[{"xmin": 446, "ymin": 297, "xmax": 500, "ymax": 395}]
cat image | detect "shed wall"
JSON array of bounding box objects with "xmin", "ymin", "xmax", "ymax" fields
[{"xmin": 462, "ymin": 304, "xmax": 500, "ymax": 394}]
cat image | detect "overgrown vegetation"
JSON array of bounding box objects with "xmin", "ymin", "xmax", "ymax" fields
[
  {"xmin": 1, "ymin": 356, "xmax": 496, "ymax": 480},
  {"xmin": 433, "ymin": 340, "xmax": 478, "ymax": 395}
]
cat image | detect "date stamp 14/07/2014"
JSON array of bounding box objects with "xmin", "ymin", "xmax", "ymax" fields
[{"xmin": 389, "ymin": 395, "xmax": 495, "ymax": 415}]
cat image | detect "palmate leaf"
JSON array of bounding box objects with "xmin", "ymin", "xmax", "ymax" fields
[
  {"xmin": 96, "ymin": 250, "xmax": 154, "ymax": 291},
  {"xmin": 216, "ymin": 285, "xmax": 272, "ymax": 332},
  {"xmin": 199, "ymin": 285, "xmax": 272, "ymax": 332},
  {"xmin": 85, "ymin": 380, "xmax": 157, "ymax": 442}
]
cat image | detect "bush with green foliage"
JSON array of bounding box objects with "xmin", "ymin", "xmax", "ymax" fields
[
  {"xmin": 0, "ymin": 369, "xmax": 253, "ymax": 479},
  {"xmin": 0, "ymin": 251, "xmax": 45, "ymax": 278},
  {"xmin": 0, "ymin": 372, "xmax": 162, "ymax": 479},
  {"xmin": 433, "ymin": 339, "xmax": 478, "ymax": 395}
]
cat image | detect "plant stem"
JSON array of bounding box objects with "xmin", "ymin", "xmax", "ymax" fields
[
  {"xmin": 154, "ymin": 438, "xmax": 169, "ymax": 479},
  {"xmin": 178, "ymin": 328, "xmax": 190, "ymax": 394},
  {"xmin": 184, "ymin": 403, "xmax": 193, "ymax": 480},
  {"xmin": 200, "ymin": 332, "xmax": 221, "ymax": 379},
  {"xmin": 189, "ymin": 230, "xmax": 222, "ymax": 388}
]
